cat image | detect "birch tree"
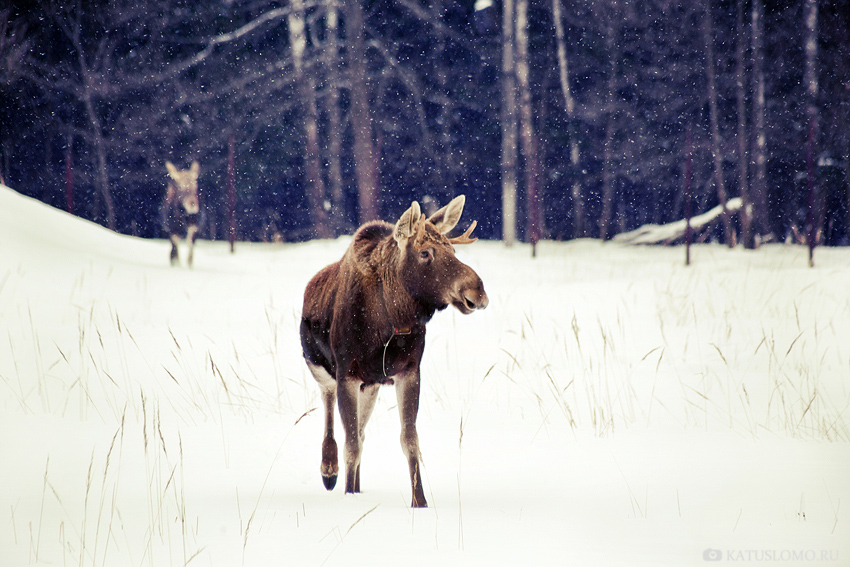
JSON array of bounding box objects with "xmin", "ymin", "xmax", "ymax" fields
[
  {"xmin": 501, "ymin": 0, "xmax": 518, "ymax": 246},
  {"xmin": 598, "ymin": 5, "xmax": 618, "ymax": 242},
  {"xmin": 749, "ymin": 0, "xmax": 769, "ymax": 243},
  {"xmin": 552, "ymin": 0, "xmax": 584, "ymax": 238},
  {"xmin": 322, "ymin": 4, "xmax": 345, "ymax": 234},
  {"xmin": 515, "ymin": 0, "xmax": 541, "ymax": 251},
  {"xmin": 346, "ymin": 0, "xmax": 379, "ymax": 224},
  {"xmin": 803, "ymin": 0, "xmax": 819, "ymax": 265},
  {"xmin": 289, "ymin": 0, "xmax": 331, "ymax": 238},
  {"xmin": 702, "ymin": 0, "xmax": 734, "ymax": 246}
]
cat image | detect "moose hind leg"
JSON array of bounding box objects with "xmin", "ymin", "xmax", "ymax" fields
[
  {"xmin": 336, "ymin": 377, "xmax": 362, "ymax": 494},
  {"xmin": 354, "ymin": 383, "xmax": 380, "ymax": 493},
  {"xmin": 308, "ymin": 363, "xmax": 339, "ymax": 490},
  {"xmin": 396, "ymin": 372, "xmax": 427, "ymax": 508}
]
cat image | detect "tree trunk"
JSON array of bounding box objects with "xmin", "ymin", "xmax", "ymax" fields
[
  {"xmin": 65, "ymin": 143, "xmax": 74, "ymax": 215},
  {"xmin": 736, "ymin": 0, "xmax": 753, "ymax": 249},
  {"xmin": 516, "ymin": 0, "xmax": 540, "ymax": 252},
  {"xmin": 803, "ymin": 0, "xmax": 819, "ymax": 266},
  {"xmin": 599, "ymin": 13, "xmax": 616, "ymax": 242},
  {"xmin": 68, "ymin": 11, "xmax": 116, "ymax": 231},
  {"xmin": 749, "ymin": 0, "xmax": 769, "ymax": 242},
  {"xmin": 83, "ymin": 85, "xmax": 116, "ymax": 231},
  {"xmin": 324, "ymin": 4, "xmax": 345, "ymax": 234},
  {"xmin": 552, "ymin": 0, "xmax": 584, "ymax": 238},
  {"xmin": 685, "ymin": 126, "xmax": 693, "ymax": 265},
  {"xmin": 501, "ymin": 0, "xmax": 518, "ymax": 246},
  {"xmin": 346, "ymin": 0, "xmax": 379, "ymax": 224},
  {"xmin": 289, "ymin": 0, "xmax": 331, "ymax": 238},
  {"xmin": 228, "ymin": 134, "xmax": 235, "ymax": 252},
  {"xmin": 703, "ymin": 1, "xmax": 734, "ymax": 246}
]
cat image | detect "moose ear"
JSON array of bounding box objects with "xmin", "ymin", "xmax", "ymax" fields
[
  {"xmin": 166, "ymin": 161, "xmax": 178, "ymax": 178},
  {"xmin": 428, "ymin": 195, "xmax": 465, "ymax": 234},
  {"xmin": 393, "ymin": 201, "xmax": 422, "ymax": 243},
  {"xmin": 190, "ymin": 161, "xmax": 200, "ymax": 178}
]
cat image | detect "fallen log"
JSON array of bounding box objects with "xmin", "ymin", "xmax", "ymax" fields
[{"xmin": 613, "ymin": 197, "xmax": 743, "ymax": 245}]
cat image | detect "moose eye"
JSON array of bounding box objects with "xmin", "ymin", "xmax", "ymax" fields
[{"xmin": 419, "ymin": 249, "xmax": 433, "ymax": 262}]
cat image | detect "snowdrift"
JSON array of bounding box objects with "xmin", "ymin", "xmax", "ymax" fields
[
  {"xmin": 2, "ymin": 185, "xmax": 849, "ymax": 567},
  {"xmin": 0, "ymin": 185, "xmax": 158, "ymax": 264}
]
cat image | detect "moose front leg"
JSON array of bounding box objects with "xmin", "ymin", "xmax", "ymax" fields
[
  {"xmin": 186, "ymin": 224, "xmax": 198, "ymax": 268},
  {"xmin": 337, "ymin": 376, "xmax": 362, "ymax": 494},
  {"xmin": 396, "ymin": 371, "xmax": 427, "ymax": 508},
  {"xmin": 169, "ymin": 234, "xmax": 180, "ymax": 265}
]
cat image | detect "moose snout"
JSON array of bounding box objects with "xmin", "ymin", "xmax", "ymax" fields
[
  {"xmin": 183, "ymin": 198, "xmax": 200, "ymax": 215},
  {"xmin": 463, "ymin": 286, "xmax": 488, "ymax": 311},
  {"xmin": 452, "ymin": 278, "xmax": 488, "ymax": 314}
]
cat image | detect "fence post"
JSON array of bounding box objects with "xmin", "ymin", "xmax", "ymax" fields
[
  {"xmin": 65, "ymin": 145, "xmax": 74, "ymax": 215},
  {"xmin": 685, "ymin": 125, "xmax": 693, "ymax": 266},
  {"xmin": 228, "ymin": 135, "xmax": 235, "ymax": 253}
]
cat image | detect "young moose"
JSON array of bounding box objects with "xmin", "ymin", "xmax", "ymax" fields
[
  {"xmin": 300, "ymin": 196, "xmax": 488, "ymax": 507},
  {"xmin": 161, "ymin": 161, "xmax": 200, "ymax": 267}
]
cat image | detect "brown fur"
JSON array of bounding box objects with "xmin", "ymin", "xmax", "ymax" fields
[{"xmin": 300, "ymin": 196, "xmax": 488, "ymax": 507}]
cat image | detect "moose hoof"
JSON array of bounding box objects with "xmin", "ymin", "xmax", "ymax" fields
[{"xmin": 322, "ymin": 474, "xmax": 337, "ymax": 491}]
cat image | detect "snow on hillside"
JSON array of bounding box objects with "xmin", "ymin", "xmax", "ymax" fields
[{"xmin": 1, "ymin": 184, "xmax": 849, "ymax": 566}]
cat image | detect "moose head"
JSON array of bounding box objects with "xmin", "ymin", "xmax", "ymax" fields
[
  {"xmin": 165, "ymin": 161, "xmax": 200, "ymax": 215},
  {"xmin": 392, "ymin": 196, "xmax": 489, "ymax": 315}
]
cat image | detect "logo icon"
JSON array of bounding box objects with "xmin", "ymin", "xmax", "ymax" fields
[{"xmin": 703, "ymin": 548, "xmax": 723, "ymax": 561}]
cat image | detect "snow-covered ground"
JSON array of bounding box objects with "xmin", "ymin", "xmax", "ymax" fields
[{"xmin": 1, "ymin": 184, "xmax": 849, "ymax": 567}]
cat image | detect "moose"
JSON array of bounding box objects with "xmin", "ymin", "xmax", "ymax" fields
[
  {"xmin": 161, "ymin": 161, "xmax": 201, "ymax": 267},
  {"xmin": 300, "ymin": 196, "xmax": 488, "ymax": 508}
]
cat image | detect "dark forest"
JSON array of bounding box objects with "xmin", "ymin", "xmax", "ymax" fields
[{"xmin": 1, "ymin": 0, "xmax": 848, "ymax": 246}]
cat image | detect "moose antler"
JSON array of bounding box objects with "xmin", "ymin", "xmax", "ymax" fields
[{"xmin": 449, "ymin": 220, "xmax": 478, "ymax": 245}]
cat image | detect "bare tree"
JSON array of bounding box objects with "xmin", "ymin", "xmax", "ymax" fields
[
  {"xmin": 322, "ymin": 4, "xmax": 345, "ymax": 234},
  {"xmin": 501, "ymin": 0, "xmax": 518, "ymax": 246},
  {"xmin": 703, "ymin": 0, "xmax": 734, "ymax": 246},
  {"xmin": 61, "ymin": 4, "xmax": 116, "ymax": 230},
  {"xmin": 749, "ymin": 0, "xmax": 769, "ymax": 243},
  {"xmin": 803, "ymin": 0, "xmax": 819, "ymax": 265},
  {"xmin": 289, "ymin": 0, "xmax": 331, "ymax": 238},
  {"xmin": 552, "ymin": 0, "xmax": 584, "ymax": 238},
  {"xmin": 0, "ymin": 10, "xmax": 28, "ymax": 89},
  {"xmin": 736, "ymin": 0, "xmax": 754, "ymax": 248},
  {"xmin": 346, "ymin": 0, "xmax": 379, "ymax": 224},
  {"xmin": 515, "ymin": 0, "xmax": 541, "ymax": 252},
  {"xmin": 599, "ymin": 5, "xmax": 618, "ymax": 242},
  {"xmin": 0, "ymin": 9, "xmax": 30, "ymax": 185}
]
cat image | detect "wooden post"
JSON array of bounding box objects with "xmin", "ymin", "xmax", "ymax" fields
[
  {"xmin": 804, "ymin": 0, "xmax": 818, "ymax": 267},
  {"xmin": 65, "ymin": 145, "xmax": 74, "ymax": 215},
  {"xmin": 228, "ymin": 135, "xmax": 236, "ymax": 253},
  {"xmin": 529, "ymin": 135, "xmax": 541, "ymax": 258},
  {"xmin": 806, "ymin": 116, "xmax": 816, "ymax": 267},
  {"xmin": 685, "ymin": 126, "xmax": 693, "ymax": 266}
]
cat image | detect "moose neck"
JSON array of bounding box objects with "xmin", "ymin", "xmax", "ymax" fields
[{"xmin": 376, "ymin": 239, "xmax": 435, "ymax": 331}]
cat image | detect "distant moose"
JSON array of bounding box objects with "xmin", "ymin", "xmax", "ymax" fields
[
  {"xmin": 161, "ymin": 161, "xmax": 201, "ymax": 267},
  {"xmin": 300, "ymin": 195, "xmax": 489, "ymax": 508}
]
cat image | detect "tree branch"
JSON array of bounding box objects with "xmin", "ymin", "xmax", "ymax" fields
[{"xmin": 119, "ymin": 2, "xmax": 322, "ymax": 89}]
